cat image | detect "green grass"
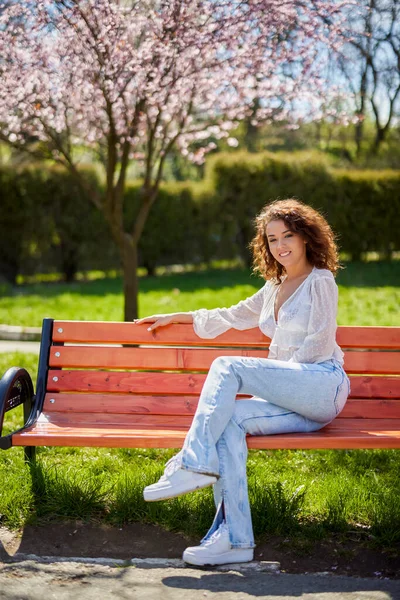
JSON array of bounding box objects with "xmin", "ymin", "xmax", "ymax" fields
[
  {"xmin": 0, "ymin": 260, "xmax": 399, "ymax": 326},
  {"xmin": 0, "ymin": 261, "xmax": 399, "ymax": 548}
]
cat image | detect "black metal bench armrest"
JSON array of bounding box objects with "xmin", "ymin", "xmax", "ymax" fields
[{"xmin": 0, "ymin": 367, "xmax": 36, "ymax": 450}]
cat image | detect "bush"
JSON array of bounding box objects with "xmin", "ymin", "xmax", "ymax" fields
[
  {"xmin": 1, "ymin": 152, "xmax": 399, "ymax": 283},
  {"xmin": 209, "ymin": 151, "xmax": 400, "ymax": 262}
]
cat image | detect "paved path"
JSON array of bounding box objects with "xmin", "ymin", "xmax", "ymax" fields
[
  {"xmin": 0, "ymin": 557, "xmax": 398, "ymax": 600},
  {"xmin": 0, "ymin": 340, "xmax": 40, "ymax": 354}
]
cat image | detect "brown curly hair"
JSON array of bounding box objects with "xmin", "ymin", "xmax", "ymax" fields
[{"xmin": 249, "ymin": 198, "xmax": 341, "ymax": 282}]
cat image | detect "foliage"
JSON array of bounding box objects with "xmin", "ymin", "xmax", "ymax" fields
[
  {"xmin": 1, "ymin": 152, "xmax": 400, "ymax": 285},
  {"xmin": 210, "ymin": 151, "xmax": 400, "ymax": 263}
]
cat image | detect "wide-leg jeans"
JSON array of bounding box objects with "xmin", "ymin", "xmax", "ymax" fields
[{"xmin": 177, "ymin": 356, "xmax": 351, "ymax": 549}]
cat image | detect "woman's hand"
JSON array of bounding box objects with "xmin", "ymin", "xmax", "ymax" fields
[{"xmin": 133, "ymin": 312, "xmax": 193, "ymax": 331}]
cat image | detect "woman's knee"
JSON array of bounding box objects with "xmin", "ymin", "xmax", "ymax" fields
[
  {"xmin": 209, "ymin": 356, "xmax": 243, "ymax": 380},
  {"xmin": 211, "ymin": 356, "xmax": 237, "ymax": 369}
]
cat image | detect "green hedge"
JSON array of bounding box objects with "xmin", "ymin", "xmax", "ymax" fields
[
  {"xmin": 123, "ymin": 180, "xmax": 216, "ymax": 275},
  {"xmin": 0, "ymin": 152, "xmax": 399, "ymax": 283},
  {"xmin": 0, "ymin": 164, "xmax": 112, "ymax": 283},
  {"xmin": 209, "ymin": 152, "xmax": 400, "ymax": 263}
]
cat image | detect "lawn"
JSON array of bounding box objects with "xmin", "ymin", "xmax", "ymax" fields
[
  {"xmin": 0, "ymin": 260, "xmax": 399, "ymax": 549},
  {"xmin": 0, "ymin": 260, "xmax": 399, "ymax": 327}
]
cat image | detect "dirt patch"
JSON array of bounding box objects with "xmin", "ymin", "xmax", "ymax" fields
[{"xmin": 1, "ymin": 522, "xmax": 399, "ymax": 580}]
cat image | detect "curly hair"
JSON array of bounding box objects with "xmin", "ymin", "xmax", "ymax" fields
[{"xmin": 249, "ymin": 198, "xmax": 341, "ymax": 282}]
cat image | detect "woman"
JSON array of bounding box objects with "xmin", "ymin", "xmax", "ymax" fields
[{"xmin": 134, "ymin": 198, "xmax": 350, "ymax": 567}]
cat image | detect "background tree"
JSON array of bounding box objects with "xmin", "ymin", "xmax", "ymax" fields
[
  {"xmin": 0, "ymin": 0, "xmax": 351, "ymax": 320},
  {"xmin": 336, "ymin": 0, "xmax": 400, "ymax": 156}
]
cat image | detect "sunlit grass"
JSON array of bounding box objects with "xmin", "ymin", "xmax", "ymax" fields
[{"xmin": 0, "ymin": 260, "xmax": 399, "ymax": 327}]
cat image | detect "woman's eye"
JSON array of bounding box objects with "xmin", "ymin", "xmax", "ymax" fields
[{"xmin": 285, "ymin": 234, "xmax": 293, "ymax": 238}]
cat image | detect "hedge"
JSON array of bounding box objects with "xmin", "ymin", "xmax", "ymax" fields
[{"xmin": 0, "ymin": 151, "xmax": 399, "ymax": 283}]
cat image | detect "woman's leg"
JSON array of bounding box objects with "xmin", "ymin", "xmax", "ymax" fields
[
  {"xmin": 180, "ymin": 355, "xmax": 350, "ymax": 478},
  {"xmin": 203, "ymin": 396, "xmax": 327, "ymax": 548},
  {"xmin": 179, "ymin": 355, "xmax": 349, "ymax": 551}
]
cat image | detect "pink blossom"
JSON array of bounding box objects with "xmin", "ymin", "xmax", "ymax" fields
[{"xmin": 0, "ymin": 0, "xmax": 353, "ymax": 166}]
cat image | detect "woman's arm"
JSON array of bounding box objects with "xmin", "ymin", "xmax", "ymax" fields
[
  {"xmin": 134, "ymin": 312, "xmax": 193, "ymax": 331},
  {"xmin": 134, "ymin": 282, "xmax": 268, "ymax": 337},
  {"xmin": 288, "ymin": 276, "xmax": 339, "ymax": 364},
  {"xmin": 190, "ymin": 283, "xmax": 267, "ymax": 339}
]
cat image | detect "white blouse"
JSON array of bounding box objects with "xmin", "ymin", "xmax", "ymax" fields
[{"xmin": 191, "ymin": 266, "xmax": 344, "ymax": 365}]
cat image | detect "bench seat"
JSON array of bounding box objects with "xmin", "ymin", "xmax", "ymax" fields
[{"xmin": 12, "ymin": 418, "xmax": 400, "ymax": 449}]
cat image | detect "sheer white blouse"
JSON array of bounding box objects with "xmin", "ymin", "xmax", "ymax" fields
[{"xmin": 191, "ymin": 266, "xmax": 344, "ymax": 365}]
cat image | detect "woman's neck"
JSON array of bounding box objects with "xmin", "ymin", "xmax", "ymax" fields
[{"xmin": 284, "ymin": 262, "xmax": 314, "ymax": 282}]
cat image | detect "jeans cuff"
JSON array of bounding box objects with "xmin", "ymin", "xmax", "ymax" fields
[{"xmin": 180, "ymin": 460, "xmax": 220, "ymax": 479}]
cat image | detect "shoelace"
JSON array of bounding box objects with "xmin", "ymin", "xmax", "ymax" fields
[
  {"xmin": 160, "ymin": 453, "xmax": 182, "ymax": 480},
  {"xmin": 201, "ymin": 524, "xmax": 228, "ymax": 547}
]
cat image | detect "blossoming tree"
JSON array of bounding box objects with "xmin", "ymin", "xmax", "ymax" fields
[{"xmin": 1, "ymin": 0, "xmax": 350, "ymax": 320}]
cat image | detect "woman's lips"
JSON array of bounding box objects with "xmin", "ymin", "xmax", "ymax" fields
[{"xmin": 279, "ymin": 251, "xmax": 291, "ymax": 257}]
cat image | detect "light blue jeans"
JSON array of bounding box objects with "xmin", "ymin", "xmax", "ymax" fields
[{"xmin": 177, "ymin": 356, "xmax": 351, "ymax": 549}]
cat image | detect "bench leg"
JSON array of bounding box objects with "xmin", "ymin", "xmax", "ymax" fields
[{"xmin": 24, "ymin": 446, "xmax": 36, "ymax": 464}]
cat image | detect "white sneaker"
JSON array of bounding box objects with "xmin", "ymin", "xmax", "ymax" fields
[
  {"xmin": 182, "ymin": 523, "xmax": 254, "ymax": 566},
  {"xmin": 143, "ymin": 454, "xmax": 217, "ymax": 502}
]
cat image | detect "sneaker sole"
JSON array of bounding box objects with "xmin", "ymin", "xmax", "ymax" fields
[
  {"xmin": 143, "ymin": 477, "xmax": 217, "ymax": 502},
  {"xmin": 183, "ymin": 549, "xmax": 254, "ymax": 566}
]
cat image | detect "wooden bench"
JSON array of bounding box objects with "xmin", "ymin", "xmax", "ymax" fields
[{"xmin": 1, "ymin": 318, "xmax": 399, "ymax": 461}]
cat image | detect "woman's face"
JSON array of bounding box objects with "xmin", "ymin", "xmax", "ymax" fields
[{"xmin": 266, "ymin": 219, "xmax": 307, "ymax": 269}]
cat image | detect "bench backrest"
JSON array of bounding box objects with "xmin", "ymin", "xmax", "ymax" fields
[{"xmin": 39, "ymin": 321, "xmax": 400, "ymax": 435}]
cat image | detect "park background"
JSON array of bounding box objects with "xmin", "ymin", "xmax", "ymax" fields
[{"xmin": 0, "ymin": 0, "xmax": 399, "ymax": 577}]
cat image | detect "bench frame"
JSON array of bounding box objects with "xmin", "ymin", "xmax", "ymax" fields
[{"xmin": 0, "ymin": 319, "xmax": 53, "ymax": 460}]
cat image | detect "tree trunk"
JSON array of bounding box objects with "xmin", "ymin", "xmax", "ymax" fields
[
  {"xmin": 0, "ymin": 260, "xmax": 18, "ymax": 286},
  {"xmin": 60, "ymin": 240, "xmax": 78, "ymax": 283},
  {"xmin": 372, "ymin": 126, "xmax": 386, "ymax": 154},
  {"xmin": 355, "ymin": 67, "xmax": 367, "ymax": 158},
  {"xmin": 355, "ymin": 118, "xmax": 364, "ymax": 158},
  {"xmin": 122, "ymin": 237, "xmax": 139, "ymax": 321},
  {"xmin": 244, "ymin": 98, "xmax": 260, "ymax": 153}
]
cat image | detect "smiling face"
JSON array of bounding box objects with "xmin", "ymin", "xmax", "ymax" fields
[{"xmin": 266, "ymin": 219, "xmax": 308, "ymax": 271}]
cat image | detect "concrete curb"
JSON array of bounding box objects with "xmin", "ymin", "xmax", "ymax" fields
[
  {"xmin": 2, "ymin": 553, "xmax": 280, "ymax": 573},
  {"xmin": 0, "ymin": 324, "xmax": 41, "ymax": 342}
]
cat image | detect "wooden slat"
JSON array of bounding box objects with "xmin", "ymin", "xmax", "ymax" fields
[
  {"xmin": 43, "ymin": 393, "xmax": 200, "ymax": 415},
  {"xmin": 48, "ymin": 346, "xmax": 269, "ymax": 370},
  {"xmin": 47, "ymin": 370, "xmax": 207, "ymax": 395},
  {"xmin": 343, "ymin": 352, "xmax": 400, "ymax": 375},
  {"xmin": 52, "ymin": 321, "xmax": 271, "ymax": 347},
  {"xmin": 43, "ymin": 394, "xmax": 400, "ymax": 420},
  {"xmin": 322, "ymin": 418, "xmax": 400, "ymax": 431},
  {"xmin": 337, "ymin": 327, "xmax": 400, "ymax": 350},
  {"xmin": 48, "ymin": 345, "xmax": 400, "ymax": 375},
  {"xmin": 12, "ymin": 423, "xmax": 400, "ymax": 449},
  {"xmin": 52, "ymin": 321, "xmax": 400, "ymax": 350},
  {"xmin": 38, "ymin": 412, "xmax": 400, "ymax": 433},
  {"xmin": 39, "ymin": 412, "xmax": 193, "ymax": 428},
  {"xmin": 12, "ymin": 426, "xmax": 189, "ymax": 448},
  {"xmin": 348, "ymin": 376, "xmax": 400, "ymax": 399},
  {"xmin": 47, "ymin": 370, "xmax": 400, "ymax": 399},
  {"xmin": 339, "ymin": 399, "xmax": 400, "ymax": 419},
  {"xmin": 247, "ymin": 431, "xmax": 400, "ymax": 449},
  {"xmin": 336, "ymin": 326, "xmax": 400, "ymax": 350}
]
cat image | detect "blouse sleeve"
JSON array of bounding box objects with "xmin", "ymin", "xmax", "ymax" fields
[
  {"xmin": 288, "ymin": 276, "xmax": 339, "ymax": 364},
  {"xmin": 191, "ymin": 283, "xmax": 267, "ymax": 339}
]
